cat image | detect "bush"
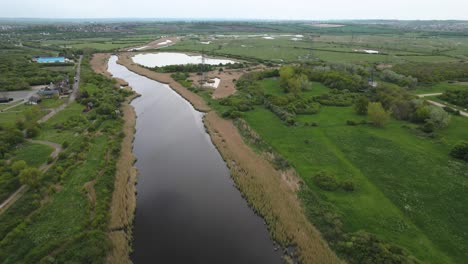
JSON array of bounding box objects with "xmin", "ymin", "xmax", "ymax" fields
[
  {"xmin": 26, "ymin": 127, "xmax": 40, "ymax": 138},
  {"xmin": 338, "ymin": 231, "xmax": 420, "ymax": 264},
  {"xmin": 354, "ymin": 96, "xmax": 369, "ymax": 115},
  {"xmin": 313, "ymin": 171, "xmax": 340, "ymax": 191},
  {"xmin": 19, "ymin": 167, "xmax": 42, "ymax": 188},
  {"xmin": 420, "ymin": 121, "xmax": 434, "ymax": 133},
  {"xmin": 222, "ymin": 109, "xmax": 242, "ymax": 119},
  {"xmin": 11, "ymin": 160, "xmax": 27, "ymax": 175},
  {"xmin": 368, "ymin": 102, "xmax": 390, "ymax": 127},
  {"xmin": 443, "ymin": 106, "xmax": 460, "ymax": 115},
  {"xmin": 450, "ymin": 141, "xmax": 468, "ymax": 162},
  {"xmin": 62, "ymin": 141, "xmax": 69, "ymax": 149},
  {"xmin": 346, "ymin": 120, "xmax": 358, "ymax": 126},
  {"xmin": 342, "ymin": 180, "xmax": 355, "ymax": 192}
]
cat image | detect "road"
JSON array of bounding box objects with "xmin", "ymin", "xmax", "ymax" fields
[
  {"xmin": 38, "ymin": 55, "xmax": 83, "ymax": 124},
  {"xmin": 417, "ymin": 93, "xmax": 468, "ymax": 117}
]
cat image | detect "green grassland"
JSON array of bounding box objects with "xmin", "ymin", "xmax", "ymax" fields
[
  {"xmin": 167, "ymin": 32, "xmax": 466, "ymax": 64},
  {"xmin": 412, "ymin": 82, "xmax": 468, "ymax": 95},
  {"xmin": 0, "ymin": 53, "xmax": 130, "ymax": 263},
  {"xmin": 207, "ymin": 77, "xmax": 468, "ymax": 263},
  {"xmin": 12, "ymin": 143, "xmax": 53, "ymax": 167}
]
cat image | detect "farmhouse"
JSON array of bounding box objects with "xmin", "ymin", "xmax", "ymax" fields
[{"xmin": 38, "ymin": 85, "xmax": 59, "ymax": 97}]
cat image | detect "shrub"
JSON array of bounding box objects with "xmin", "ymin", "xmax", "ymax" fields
[
  {"xmin": 11, "ymin": 160, "xmax": 27, "ymax": 175},
  {"xmin": 450, "ymin": 141, "xmax": 468, "ymax": 162},
  {"xmin": 62, "ymin": 141, "xmax": 69, "ymax": 149},
  {"xmin": 338, "ymin": 231, "xmax": 420, "ymax": 264},
  {"xmin": 443, "ymin": 106, "xmax": 460, "ymax": 115},
  {"xmin": 420, "ymin": 121, "xmax": 434, "ymax": 133},
  {"xmin": 222, "ymin": 109, "xmax": 242, "ymax": 119},
  {"xmin": 19, "ymin": 167, "xmax": 42, "ymax": 188},
  {"xmin": 25, "ymin": 127, "xmax": 40, "ymax": 138},
  {"xmin": 368, "ymin": 102, "xmax": 390, "ymax": 127},
  {"xmin": 342, "ymin": 180, "xmax": 355, "ymax": 192},
  {"xmin": 427, "ymin": 106, "xmax": 451, "ymax": 129},
  {"xmin": 354, "ymin": 96, "xmax": 369, "ymax": 115},
  {"xmin": 313, "ymin": 171, "xmax": 340, "ymax": 191},
  {"xmin": 346, "ymin": 120, "xmax": 358, "ymax": 126}
]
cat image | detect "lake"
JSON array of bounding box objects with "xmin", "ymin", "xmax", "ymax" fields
[{"xmin": 132, "ymin": 52, "xmax": 235, "ymax": 68}]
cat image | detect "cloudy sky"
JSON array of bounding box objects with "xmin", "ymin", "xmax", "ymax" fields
[{"xmin": 1, "ymin": 0, "xmax": 467, "ymax": 20}]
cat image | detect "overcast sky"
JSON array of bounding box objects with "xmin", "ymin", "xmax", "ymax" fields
[{"xmin": 1, "ymin": 0, "xmax": 467, "ymax": 20}]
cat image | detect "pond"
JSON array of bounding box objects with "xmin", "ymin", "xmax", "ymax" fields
[{"xmin": 132, "ymin": 52, "xmax": 235, "ymax": 68}]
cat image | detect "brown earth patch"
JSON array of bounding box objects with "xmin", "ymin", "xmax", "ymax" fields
[{"xmin": 188, "ymin": 70, "xmax": 244, "ymax": 99}]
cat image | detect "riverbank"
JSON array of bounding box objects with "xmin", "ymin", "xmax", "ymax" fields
[
  {"xmin": 91, "ymin": 54, "xmax": 137, "ymax": 264},
  {"xmin": 117, "ymin": 53, "xmax": 339, "ymax": 263},
  {"xmin": 118, "ymin": 53, "xmax": 210, "ymax": 112},
  {"xmin": 91, "ymin": 53, "xmax": 129, "ymax": 87}
]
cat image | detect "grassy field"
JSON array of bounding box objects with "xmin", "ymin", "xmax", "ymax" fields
[
  {"xmin": 0, "ymin": 135, "xmax": 109, "ymax": 263},
  {"xmin": 12, "ymin": 143, "xmax": 53, "ymax": 167},
  {"xmin": 221, "ymin": 78, "xmax": 468, "ymax": 263},
  {"xmin": 412, "ymin": 82, "xmax": 468, "ymax": 95},
  {"xmin": 167, "ymin": 33, "xmax": 466, "ymax": 64}
]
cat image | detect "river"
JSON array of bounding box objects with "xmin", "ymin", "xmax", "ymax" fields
[{"xmin": 107, "ymin": 56, "xmax": 281, "ymax": 263}]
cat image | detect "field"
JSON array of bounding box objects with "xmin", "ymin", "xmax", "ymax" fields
[
  {"xmin": 166, "ymin": 32, "xmax": 467, "ymax": 64},
  {"xmin": 203, "ymin": 76, "xmax": 468, "ymax": 263}
]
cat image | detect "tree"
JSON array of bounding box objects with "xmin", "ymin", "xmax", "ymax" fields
[
  {"xmin": 391, "ymin": 100, "xmax": 412, "ymax": 120},
  {"xmin": 427, "ymin": 105, "xmax": 451, "ymax": 129},
  {"xmin": 368, "ymin": 102, "xmax": 390, "ymax": 127},
  {"xmin": 354, "ymin": 96, "xmax": 369, "ymax": 115},
  {"xmin": 286, "ymin": 78, "xmax": 301, "ymax": 94},
  {"xmin": 19, "ymin": 167, "xmax": 42, "ymax": 188},
  {"xmin": 297, "ymin": 74, "xmax": 311, "ymax": 91},
  {"xmin": 279, "ymin": 66, "xmax": 295, "ymax": 89},
  {"xmin": 450, "ymin": 141, "xmax": 468, "ymax": 162},
  {"xmin": 11, "ymin": 160, "xmax": 27, "ymax": 175}
]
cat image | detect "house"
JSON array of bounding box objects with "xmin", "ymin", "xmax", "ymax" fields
[{"xmin": 38, "ymin": 86, "xmax": 59, "ymax": 97}]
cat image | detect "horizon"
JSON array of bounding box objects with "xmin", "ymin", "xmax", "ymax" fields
[
  {"xmin": 2, "ymin": 0, "xmax": 468, "ymax": 21},
  {"xmin": 1, "ymin": 17, "xmax": 468, "ymax": 22}
]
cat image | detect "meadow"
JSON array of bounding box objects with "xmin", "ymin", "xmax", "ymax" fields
[{"xmin": 202, "ymin": 75, "xmax": 468, "ymax": 263}]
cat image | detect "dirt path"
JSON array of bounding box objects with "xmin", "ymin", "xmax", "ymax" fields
[
  {"xmin": 1, "ymin": 100, "xmax": 26, "ymax": 112},
  {"xmin": 417, "ymin": 93, "xmax": 443, "ymax": 97},
  {"xmin": 417, "ymin": 93, "xmax": 468, "ymax": 117},
  {"xmin": 0, "ymin": 185, "xmax": 28, "ymax": 214},
  {"xmin": 426, "ymin": 100, "xmax": 468, "ymax": 117}
]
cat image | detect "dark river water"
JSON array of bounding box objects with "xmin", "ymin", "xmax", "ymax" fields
[{"xmin": 107, "ymin": 56, "xmax": 281, "ymax": 264}]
